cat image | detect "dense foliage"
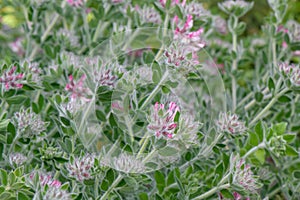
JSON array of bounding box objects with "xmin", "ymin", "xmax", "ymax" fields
[{"xmin": 1, "ymin": 0, "xmax": 300, "ymax": 199}]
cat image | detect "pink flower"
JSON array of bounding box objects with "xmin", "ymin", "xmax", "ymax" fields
[
  {"xmin": 67, "ymin": 0, "xmax": 84, "ymax": 7},
  {"xmin": 148, "ymin": 102, "xmax": 180, "ymax": 139},
  {"xmin": 65, "ymin": 74, "xmax": 91, "ymax": 101},
  {"xmin": 0, "ymin": 66, "xmax": 24, "ymax": 90},
  {"xmin": 29, "ymin": 171, "xmax": 62, "ymax": 188},
  {"xmin": 216, "ymin": 112, "xmax": 246, "ymax": 134}
]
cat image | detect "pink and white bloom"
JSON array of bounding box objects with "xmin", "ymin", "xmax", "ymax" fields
[
  {"xmin": 216, "ymin": 112, "xmax": 246, "ymax": 134},
  {"xmin": 232, "ymin": 158, "xmax": 262, "ymax": 192},
  {"xmin": 66, "ymin": 155, "xmax": 95, "ymax": 182},
  {"xmin": 66, "ymin": 0, "xmax": 85, "ymax": 7},
  {"xmin": 65, "ymin": 74, "xmax": 91, "ymax": 101},
  {"xmin": 0, "ymin": 66, "xmax": 24, "ymax": 90},
  {"xmin": 148, "ymin": 102, "xmax": 180, "ymax": 139}
]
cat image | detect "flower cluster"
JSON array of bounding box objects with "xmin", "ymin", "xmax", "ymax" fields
[
  {"xmin": 66, "ymin": 155, "xmax": 95, "ymax": 182},
  {"xmin": 165, "ymin": 15, "xmax": 205, "ymax": 67},
  {"xmin": 184, "ymin": 2, "xmax": 210, "ymax": 18},
  {"xmin": 43, "ymin": 186, "xmax": 71, "ymax": 200},
  {"xmin": 94, "ymin": 69, "xmax": 117, "ymax": 87},
  {"xmin": 232, "ymin": 158, "xmax": 262, "ymax": 193},
  {"xmin": 216, "ymin": 112, "xmax": 246, "ymax": 134},
  {"xmin": 138, "ymin": 6, "xmax": 161, "ymax": 24},
  {"xmin": 219, "ymin": 0, "xmax": 254, "ymax": 17},
  {"xmin": 278, "ymin": 62, "xmax": 300, "ymax": 87},
  {"xmin": 113, "ymin": 153, "xmax": 146, "ymax": 173},
  {"xmin": 9, "ymin": 153, "xmax": 27, "ymax": 166},
  {"xmin": 29, "ymin": 171, "xmax": 71, "ymax": 200},
  {"xmin": 65, "ymin": 74, "xmax": 91, "ymax": 101},
  {"xmin": 213, "ymin": 16, "xmax": 228, "ymax": 34},
  {"xmin": 0, "ymin": 66, "xmax": 24, "ymax": 90},
  {"xmin": 29, "ymin": 171, "xmax": 62, "ymax": 188},
  {"xmin": 173, "ymin": 114, "xmax": 200, "ymax": 148},
  {"xmin": 66, "ymin": 0, "xmax": 85, "ymax": 7},
  {"xmin": 14, "ymin": 108, "xmax": 47, "ymax": 135},
  {"xmin": 148, "ymin": 102, "xmax": 179, "ymax": 139},
  {"xmin": 269, "ymin": 135, "xmax": 287, "ymax": 157}
]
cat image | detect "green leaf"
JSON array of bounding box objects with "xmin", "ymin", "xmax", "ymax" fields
[
  {"xmin": 17, "ymin": 191, "xmax": 31, "ymax": 200},
  {"xmin": 220, "ymin": 189, "xmax": 234, "ymax": 199},
  {"xmin": 255, "ymin": 121, "xmax": 264, "ymax": 142},
  {"xmin": 6, "ymin": 95, "xmax": 28, "ymax": 105},
  {"xmin": 154, "ymin": 171, "xmax": 165, "ymax": 194},
  {"xmin": 268, "ymin": 77, "xmax": 275, "ymax": 91},
  {"xmin": 293, "ymin": 171, "xmax": 300, "ymax": 179},
  {"xmin": 273, "ymin": 122, "xmax": 287, "ymax": 135},
  {"xmin": 254, "ymin": 149, "xmax": 266, "ymax": 164},
  {"xmin": 248, "ymin": 132, "xmax": 259, "ymax": 147},
  {"xmin": 0, "ymin": 192, "xmax": 11, "ymax": 199},
  {"xmin": 174, "ymin": 171, "xmax": 185, "ymax": 196},
  {"xmin": 158, "ymin": 146, "xmax": 178, "ymax": 157},
  {"xmin": 96, "ymin": 110, "xmax": 106, "ymax": 121},
  {"xmin": 0, "ymin": 169, "xmax": 7, "ymax": 185},
  {"xmin": 278, "ymin": 95, "xmax": 291, "ymax": 103},
  {"xmin": 139, "ymin": 193, "xmax": 148, "ymax": 200},
  {"xmin": 255, "ymin": 92, "xmax": 264, "ymax": 102},
  {"xmin": 0, "ymin": 119, "xmax": 9, "ymax": 131},
  {"xmin": 285, "ymin": 145, "xmax": 298, "ymax": 157},
  {"xmin": 283, "ymin": 134, "xmax": 296, "ymax": 143}
]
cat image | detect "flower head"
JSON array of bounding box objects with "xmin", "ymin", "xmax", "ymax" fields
[
  {"xmin": 138, "ymin": 6, "xmax": 161, "ymax": 24},
  {"xmin": 9, "ymin": 153, "xmax": 27, "ymax": 166},
  {"xmin": 219, "ymin": 0, "xmax": 254, "ymax": 17},
  {"xmin": 14, "ymin": 108, "xmax": 47, "ymax": 135},
  {"xmin": 94, "ymin": 69, "xmax": 117, "ymax": 87},
  {"xmin": 148, "ymin": 102, "xmax": 179, "ymax": 139},
  {"xmin": 65, "ymin": 74, "xmax": 91, "ymax": 101},
  {"xmin": 232, "ymin": 158, "xmax": 262, "ymax": 193},
  {"xmin": 184, "ymin": 2, "xmax": 210, "ymax": 18},
  {"xmin": 66, "ymin": 154, "xmax": 95, "ymax": 182},
  {"xmin": 67, "ymin": 0, "xmax": 85, "ymax": 7},
  {"xmin": 43, "ymin": 186, "xmax": 71, "ymax": 200},
  {"xmin": 216, "ymin": 112, "xmax": 246, "ymax": 134},
  {"xmin": 29, "ymin": 171, "xmax": 62, "ymax": 188},
  {"xmin": 0, "ymin": 66, "xmax": 24, "ymax": 90},
  {"xmin": 113, "ymin": 153, "xmax": 145, "ymax": 173}
]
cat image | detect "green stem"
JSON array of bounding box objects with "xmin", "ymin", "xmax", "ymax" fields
[
  {"xmin": 100, "ymin": 174, "xmax": 123, "ymax": 200},
  {"xmin": 242, "ymin": 142, "xmax": 266, "ymax": 159},
  {"xmin": 231, "ymin": 15, "xmax": 238, "ymax": 112},
  {"xmin": 192, "ymin": 183, "xmax": 230, "ymax": 200},
  {"xmin": 272, "ymin": 37, "xmax": 277, "ymax": 74},
  {"xmin": 154, "ymin": 13, "xmax": 169, "ymax": 61},
  {"xmin": 249, "ymin": 87, "xmax": 289, "ymax": 126},
  {"xmin": 142, "ymin": 148, "xmax": 156, "ymax": 163},
  {"xmin": 140, "ymin": 71, "xmax": 169, "ymax": 110},
  {"xmin": 137, "ymin": 137, "xmax": 150, "ymax": 159}
]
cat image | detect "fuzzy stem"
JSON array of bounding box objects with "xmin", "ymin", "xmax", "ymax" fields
[
  {"xmin": 231, "ymin": 15, "xmax": 238, "ymax": 112},
  {"xmin": 249, "ymin": 87, "xmax": 289, "ymax": 126},
  {"xmin": 154, "ymin": 13, "xmax": 169, "ymax": 61},
  {"xmin": 137, "ymin": 136, "xmax": 150, "ymax": 159},
  {"xmin": 100, "ymin": 174, "xmax": 123, "ymax": 200},
  {"xmin": 242, "ymin": 142, "xmax": 266, "ymax": 159},
  {"xmin": 192, "ymin": 183, "xmax": 230, "ymax": 200}
]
